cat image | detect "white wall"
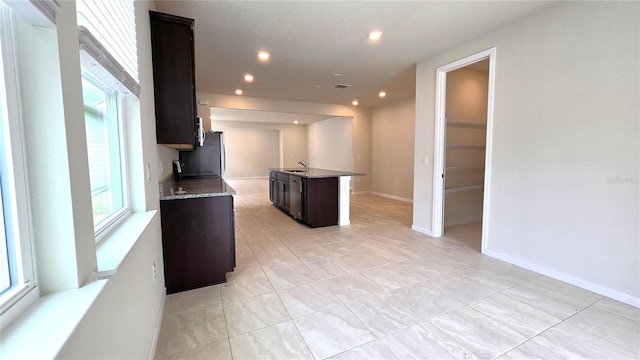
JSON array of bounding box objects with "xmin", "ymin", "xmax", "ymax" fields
[
  {"xmin": 308, "ymin": 117, "xmax": 354, "ymax": 172},
  {"xmin": 413, "ymin": 2, "xmax": 639, "ymax": 304},
  {"xmin": 197, "ymin": 92, "xmax": 372, "ymax": 192},
  {"xmin": 371, "ymin": 97, "xmax": 415, "ymax": 200},
  {"xmin": 224, "ymin": 128, "xmax": 280, "ymax": 178},
  {"xmin": 211, "ymin": 120, "xmax": 308, "ymax": 170}
]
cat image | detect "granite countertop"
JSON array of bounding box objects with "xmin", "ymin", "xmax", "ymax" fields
[
  {"xmin": 159, "ymin": 176, "xmax": 236, "ymax": 200},
  {"xmin": 269, "ymin": 167, "xmax": 366, "ymax": 178}
]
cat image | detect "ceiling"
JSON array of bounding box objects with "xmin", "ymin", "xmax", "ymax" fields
[
  {"xmin": 155, "ymin": 1, "xmax": 555, "ymax": 108},
  {"xmin": 210, "ymin": 107, "xmax": 336, "ymax": 125}
]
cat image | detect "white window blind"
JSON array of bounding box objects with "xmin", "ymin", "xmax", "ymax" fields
[{"xmin": 76, "ymin": 0, "xmax": 139, "ymax": 96}]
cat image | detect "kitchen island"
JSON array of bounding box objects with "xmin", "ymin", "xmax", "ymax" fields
[
  {"xmin": 268, "ymin": 168, "xmax": 365, "ymax": 228},
  {"xmin": 159, "ymin": 177, "xmax": 236, "ymax": 293}
]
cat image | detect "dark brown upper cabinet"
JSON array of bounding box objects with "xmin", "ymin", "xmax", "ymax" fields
[{"xmin": 149, "ymin": 11, "xmax": 198, "ymax": 150}]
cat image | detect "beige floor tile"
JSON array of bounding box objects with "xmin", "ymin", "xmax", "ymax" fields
[
  {"xmin": 470, "ymin": 293, "xmax": 561, "ymax": 337},
  {"xmin": 531, "ymin": 322, "xmax": 638, "ymax": 359},
  {"xmin": 256, "ymin": 250, "xmax": 304, "ymax": 271},
  {"xmin": 420, "ymin": 273, "xmax": 498, "ymax": 304},
  {"xmin": 380, "ymin": 322, "xmax": 474, "ymax": 359},
  {"xmin": 322, "ymin": 272, "xmax": 386, "ymax": 303},
  {"xmin": 591, "ymin": 297, "xmax": 640, "ymax": 322},
  {"xmin": 292, "ymin": 245, "xmax": 339, "ymax": 263},
  {"xmin": 360, "ymin": 265, "xmax": 423, "ymax": 291},
  {"xmin": 502, "ymin": 280, "xmax": 599, "ymax": 319},
  {"xmin": 158, "ymin": 339, "xmax": 232, "ymax": 360},
  {"xmin": 264, "ymin": 263, "xmax": 319, "ymax": 290},
  {"xmin": 223, "ymin": 292, "xmax": 290, "ymax": 337},
  {"xmin": 333, "ymin": 250, "xmax": 394, "ymax": 272},
  {"xmin": 378, "ymin": 282, "xmax": 463, "ymax": 321},
  {"xmin": 564, "ymin": 302, "xmax": 640, "ymax": 354},
  {"xmin": 459, "ymin": 265, "xmax": 531, "ymax": 291},
  {"xmin": 345, "ymin": 294, "xmax": 419, "ymax": 337},
  {"xmin": 277, "ymin": 282, "xmax": 342, "ymax": 318},
  {"xmin": 155, "ymin": 305, "xmax": 228, "ymax": 358},
  {"xmin": 390, "ymin": 258, "xmax": 456, "ymax": 281},
  {"xmin": 220, "ymin": 271, "xmax": 274, "ymax": 303},
  {"xmin": 329, "ymin": 340, "xmax": 398, "ymax": 359},
  {"xmin": 305, "ymin": 258, "xmax": 351, "ymax": 279},
  {"xmin": 229, "ymin": 321, "xmax": 314, "ymax": 359},
  {"xmin": 163, "ymin": 285, "xmax": 222, "ymax": 317},
  {"xmin": 294, "ymin": 306, "xmax": 376, "ymax": 359},
  {"xmin": 498, "ymin": 340, "xmax": 563, "ymax": 359},
  {"xmin": 430, "ymin": 306, "xmax": 527, "ymax": 359}
]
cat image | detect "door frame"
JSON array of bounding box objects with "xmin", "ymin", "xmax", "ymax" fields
[{"xmin": 432, "ymin": 47, "xmax": 496, "ymax": 253}]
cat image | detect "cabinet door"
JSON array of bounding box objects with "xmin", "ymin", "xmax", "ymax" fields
[
  {"xmin": 277, "ymin": 179, "xmax": 287, "ymax": 209},
  {"xmin": 160, "ymin": 196, "xmax": 234, "ymax": 293},
  {"xmin": 304, "ymin": 177, "xmax": 338, "ymax": 228},
  {"xmin": 269, "ymin": 172, "xmax": 277, "ymax": 203},
  {"xmin": 150, "ymin": 11, "xmax": 197, "ymax": 147}
]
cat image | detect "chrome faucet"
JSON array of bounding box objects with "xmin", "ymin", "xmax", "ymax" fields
[{"xmin": 298, "ymin": 160, "xmax": 309, "ymax": 172}]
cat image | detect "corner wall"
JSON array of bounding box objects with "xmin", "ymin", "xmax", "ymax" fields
[
  {"xmin": 371, "ymin": 97, "xmax": 415, "ymax": 200},
  {"xmin": 413, "ymin": 2, "xmax": 639, "ymax": 304},
  {"xmin": 308, "ymin": 117, "xmax": 354, "ymax": 172}
]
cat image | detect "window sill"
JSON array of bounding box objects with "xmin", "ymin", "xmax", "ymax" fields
[
  {"xmin": 0, "ymin": 280, "xmax": 107, "ymax": 358},
  {"xmin": 0, "ymin": 210, "xmax": 158, "ymax": 358},
  {"xmin": 95, "ymin": 210, "xmax": 157, "ymax": 279}
]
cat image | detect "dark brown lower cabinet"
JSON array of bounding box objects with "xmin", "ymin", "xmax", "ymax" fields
[
  {"xmin": 160, "ymin": 195, "xmax": 235, "ymax": 294},
  {"xmin": 303, "ymin": 177, "xmax": 338, "ymax": 228}
]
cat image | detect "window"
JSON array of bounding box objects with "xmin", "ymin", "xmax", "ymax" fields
[
  {"xmin": 77, "ymin": 0, "xmax": 138, "ymax": 238},
  {"xmin": 81, "ymin": 70, "xmax": 129, "ymax": 237},
  {"xmin": 0, "ymin": 2, "xmax": 37, "ymax": 324}
]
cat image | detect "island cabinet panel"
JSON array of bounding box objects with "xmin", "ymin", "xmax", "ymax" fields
[
  {"xmin": 160, "ymin": 196, "xmax": 235, "ymax": 294},
  {"xmin": 269, "ymin": 171, "xmax": 277, "ymax": 203},
  {"xmin": 149, "ymin": 11, "xmax": 197, "ymax": 149},
  {"xmin": 303, "ymin": 177, "xmax": 339, "ymax": 228},
  {"xmin": 276, "ymin": 172, "xmax": 290, "ymax": 211}
]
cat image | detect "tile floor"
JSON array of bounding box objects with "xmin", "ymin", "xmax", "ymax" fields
[{"xmin": 155, "ymin": 179, "xmax": 639, "ymax": 360}]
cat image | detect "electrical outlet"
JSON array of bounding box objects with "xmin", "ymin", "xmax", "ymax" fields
[
  {"xmin": 145, "ymin": 163, "xmax": 151, "ymax": 182},
  {"xmin": 152, "ymin": 261, "xmax": 157, "ymax": 281}
]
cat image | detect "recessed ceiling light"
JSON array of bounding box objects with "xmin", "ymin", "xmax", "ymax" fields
[
  {"xmin": 235, "ymin": 89, "xmax": 243, "ymax": 95},
  {"xmin": 294, "ymin": 120, "xmax": 299, "ymax": 125},
  {"xmin": 244, "ymin": 74, "xmax": 254, "ymax": 82},
  {"xmin": 257, "ymin": 51, "xmax": 270, "ymax": 61},
  {"xmin": 378, "ymin": 91, "xmax": 386, "ymax": 98},
  {"xmin": 334, "ymin": 73, "xmax": 341, "ymax": 77},
  {"xmin": 368, "ymin": 30, "xmax": 383, "ymax": 41},
  {"xmin": 352, "ymin": 100, "xmax": 359, "ymax": 106}
]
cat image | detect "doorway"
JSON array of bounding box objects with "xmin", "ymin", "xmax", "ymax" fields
[{"xmin": 432, "ymin": 48, "xmax": 496, "ymax": 253}]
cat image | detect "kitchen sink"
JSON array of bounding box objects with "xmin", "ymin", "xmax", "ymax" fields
[{"xmin": 284, "ymin": 169, "xmax": 307, "ymax": 173}]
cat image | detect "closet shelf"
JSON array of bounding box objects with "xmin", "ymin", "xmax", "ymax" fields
[
  {"xmin": 446, "ymin": 144, "xmax": 486, "ymax": 149},
  {"xmin": 446, "ymin": 121, "xmax": 487, "ymax": 129},
  {"xmin": 445, "ymin": 184, "xmax": 484, "ymax": 193},
  {"xmin": 446, "ymin": 165, "xmax": 485, "ymax": 171}
]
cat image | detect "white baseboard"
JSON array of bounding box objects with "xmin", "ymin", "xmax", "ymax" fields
[
  {"xmin": 370, "ymin": 191, "xmax": 413, "ymax": 203},
  {"xmin": 444, "ymin": 216, "xmax": 482, "ymax": 227},
  {"xmin": 484, "ymin": 249, "xmax": 640, "ymax": 308},
  {"xmin": 147, "ymin": 290, "xmax": 167, "ymax": 360},
  {"xmin": 411, "ymin": 224, "xmax": 433, "ymax": 237}
]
